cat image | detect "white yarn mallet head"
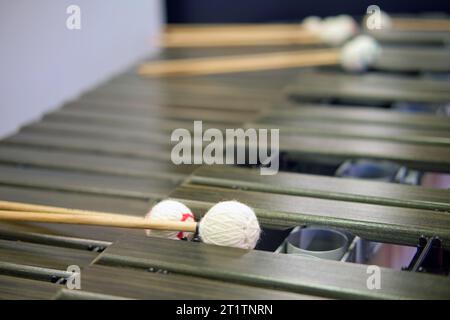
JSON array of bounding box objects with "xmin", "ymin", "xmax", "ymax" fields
[
  {"xmin": 145, "ymin": 199, "xmax": 195, "ymax": 240},
  {"xmin": 340, "ymin": 35, "xmax": 380, "ymax": 72},
  {"xmin": 199, "ymin": 200, "xmax": 261, "ymax": 250},
  {"xmin": 303, "ymin": 16, "xmax": 322, "ymax": 34},
  {"xmin": 303, "ymin": 15, "xmax": 358, "ymax": 45},
  {"xmin": 321, "ymin": 15, "xmax": 359, "ymax": 45}
]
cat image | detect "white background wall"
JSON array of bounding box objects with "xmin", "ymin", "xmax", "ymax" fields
[{"xmin": 0, "ymin": 0, "xmax": 164, "ymax": 138}]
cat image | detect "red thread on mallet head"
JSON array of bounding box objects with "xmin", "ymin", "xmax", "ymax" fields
[{"xmin": 177, "ymin": 212, "xmax": 195, "ymax": 240}]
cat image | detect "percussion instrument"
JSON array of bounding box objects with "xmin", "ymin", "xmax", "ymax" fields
[{"xmin": 1, "ymin": 14, "xmax": 450, "ymax": 300}]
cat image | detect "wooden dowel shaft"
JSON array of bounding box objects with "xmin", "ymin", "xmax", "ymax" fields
[
  {"xmin": 162, "ymin": 28, "xmax": 321, "ymax": 47},
  {"xmin": 139, "ymin": 49, "xmax": 340, "ymax": 77},
  {"xmin": 392, "ymin": 18, "xmax": 450, "ymax": 31},
  {"xmin": 162, "ymin": 23, "xmax": 320, "ymax": 47},
  {"xmin": 0, "ymin": 200, "xmax": 136, "ymax": 219},
  {"xmin": 0, "ymin": 210, "xmax": 198, "ymax": 232}
]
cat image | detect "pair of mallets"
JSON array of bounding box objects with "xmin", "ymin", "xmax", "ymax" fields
[{"xmin": 0, "ymin": 199, "xmax": 261, "ymax": 249}]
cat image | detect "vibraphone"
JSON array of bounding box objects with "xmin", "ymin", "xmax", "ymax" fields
[{"xmin": 1, "ymin": 15, "xmax": 450, "ymax": 300}]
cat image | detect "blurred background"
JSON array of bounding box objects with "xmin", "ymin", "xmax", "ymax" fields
[
  {"xmin": 166, "ymin": 0, "xmax": 450, "ymax": 23},
  {"xmin": 0, "ymin": 0, "xmax": 162, "ymax": 139},
  {"xmin": 0, "ymin": 0, "xmax": 449, "ymax": 282},
  {"xmin": 1, "ymin": 0, "xmax": 449, "ymax": 138}
]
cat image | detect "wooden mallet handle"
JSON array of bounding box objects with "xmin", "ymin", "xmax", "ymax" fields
[
  {"xmin": 139, "ymin": 49, "xmax": 341, "ymax": 77},
  {"xmin": 0, "ymin": 200, "xmax": 135, "ymax": 219},
  {"xmin": 0, "ymin": 210, "xmax": 198, "ymax": 232}
]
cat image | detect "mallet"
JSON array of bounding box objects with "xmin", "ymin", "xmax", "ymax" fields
[{"xmin": 139, "ymin": 35, "xmax": 379, "ymax": 76}]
